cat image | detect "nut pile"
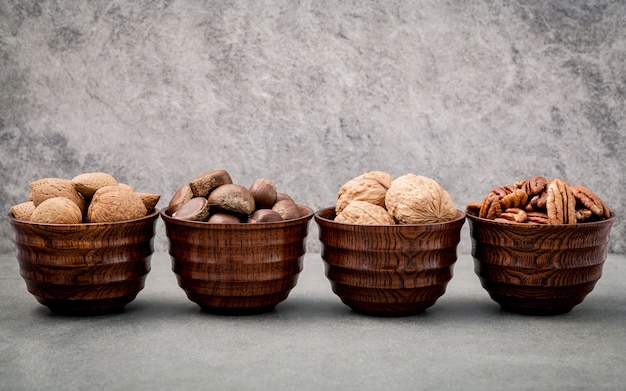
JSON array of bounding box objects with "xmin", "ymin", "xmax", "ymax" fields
[
  {"xmin": 10, "ymin": 172, "xmax": 160, "ymax": 224},
  {"xmin": 466, "ymin": 176, "xmax": 611, "ymax": 224},
  {"xmin": 167, "ymin": 169, "xmax": 305, "ymax": 223},
  {"xmin": 334, "ymin": 171, "xmax": 458, "ymax": 225}
]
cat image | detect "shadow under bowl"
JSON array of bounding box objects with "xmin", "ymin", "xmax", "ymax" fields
[
  {"xmin": 160, "ymin": 205, "xmax": 313, "ymax": 315},
  {"xmin": 466, "ymin": 210, "xmax": 615, "ymax": 315},
  {"xmin": 8, "ymin": 210, "xmax": 159, "ymax": 316},
  {"xmin": 314, "ymin": 207, "xmax": 466, "ymax": 317}
]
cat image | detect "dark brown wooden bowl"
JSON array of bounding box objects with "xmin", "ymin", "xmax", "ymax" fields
[
  {"xmin": 8, "ymin": 210, "xmax": 159, "ymax": 315},
  {"xmin": 314, "ymin": 207, "xmax": 466, "ymax": 316},
  {"xmin": 161, "ymin": 205, "xmax": 313, "ymax": 315},
  {"xmin": 466, "ymin": 210, "xmax": 615, "ymax": 315}
]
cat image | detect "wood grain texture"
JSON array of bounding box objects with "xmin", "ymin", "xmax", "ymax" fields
[
  {"xmin": 315, "ymin": 207, "xmax": 466, "ymax": 316},
  {"xmin": 8, "ymin": 210, "xmax": 159, "ymax": 315},
  {"xmin": 467, "ymin": 210, "xmax": 615, "ymax": 315},
  {"xmin": 161, "ymin": 205, "xmax": 313, "ymax": 315}
]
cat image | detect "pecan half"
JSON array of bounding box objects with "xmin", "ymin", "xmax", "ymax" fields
[
  {"xmin": 526, "ymin": 211, "xmax": 549, "ymax": 224},
  {"xmin": 500, "ymin": 189, "xmax": 529, "ymax": 210},
  {"xmin": 570, "ymin": 185, "xmax": 609, "ymax": 218},
  {"xmin": 575, "ymin": 208, "xmax": 593, "ymax": 222},
  {"xmin": 546, "ymin": 179, "xmax": 576, "ymax": 224},
  {"xmin": 500, "ymin": 207, "xmax": 527, "ymax": 223},
  {"xmin": 524, "ymin": 176, "xmax": 548, "ymax": 196}
]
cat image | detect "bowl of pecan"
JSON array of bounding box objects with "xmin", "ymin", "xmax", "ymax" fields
[
  {"xmin": 315, "ymin": 171, "xmax": 466, "ymax": 316},
  {"xmin": 161, "ymin": 169, "xmax": 313, "ymax": 315},
  {"xmin": 466, "ymin": 176, "xmax": 615, "ymax": 315},
  {"xmin": 8, "ymin": 173, "xmax": 160, "ymax": 315}
]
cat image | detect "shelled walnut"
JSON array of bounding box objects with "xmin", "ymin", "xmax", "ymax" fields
[{"xmin": 466, "ymin": 176, "xmax": 611, "ymax": 225}]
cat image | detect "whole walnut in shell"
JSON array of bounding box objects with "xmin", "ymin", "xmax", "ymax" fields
[
  {"xmin": 336, "ymin": 171, "xmax": 393, "ymax": 214},
  {"xmin": 87, "ymin": 185, "xmax": 147, "ymax": 223},
  {"xmin": 385, "ymin": 174, "xmax": 457, "ymax": 224},
  {"xmin": 335, "ymin": 200, "xmax": 395, "ymax": 225}
]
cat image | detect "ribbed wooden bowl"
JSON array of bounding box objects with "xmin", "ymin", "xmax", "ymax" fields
[
  {"xmin": 314, "ymin": 207, "xmax": 466, "ymax": 316},
  {"xmin": 161, "ymin": 206, "xmax": 313, "ymax": 315},
  {"xmin": 466, "ymin": 210, "xmax": 615, "ymax": 315},
  {"xmin": 8, "ymin": 210, "xmax": 159, "ymax": 315}
]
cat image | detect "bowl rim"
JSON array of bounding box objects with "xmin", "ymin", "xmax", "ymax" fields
[
  {"xmin": 465, "ymin": 208, "xmax": 616, "ymax": 228},
  {"xmin": 160, "ymin": 204, "xmax": 314, "ymax": 227},
  {"xmin": 314, "ymin": 206, "xmax": 466, "ymax": 228},
  {"xmin": 7, "ymin": 208, "xmax": 160, "ymax": 228}
]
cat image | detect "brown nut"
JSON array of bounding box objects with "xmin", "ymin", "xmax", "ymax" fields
[
  {"xmin": 71, "ymin": 172, "xmax": 118, "ymax": 198},
  {"xmin": 248, "ymin": 209, "xmax": 283, "ymax": 223},
  {"xmin": 385, "ymin": 174, "xmax": 457, "ymax": 224},
  {"xmin": 526, "ymin": 211, "xmax": 550, "ymax": 224},
  {"xmin": 272, "ymin": 199, "xmax": 302, "ymax": 220},
  {"xmin": 29, "ymin": 178, "xmax": 87, "ymax": 215},
  {"xmin": 524, "ymin": 176, "xmax": 548, "ymax": 196},
  {"xmin": 500, "ymin": 189, "xmax": 529, "ymax": 210},
  {"xmin": 136, "ymin": 192, "xmax": 161, "ymax": 212},
  {"xmin": 335, "ymin": 200, "xmax": 395, "ymax": 225},
  {"xmin": 249, "ymin": 178, "xmax": 278, "ymax": 209},
  {"xmin": 167, "ymin": 185, "xmax": 194, "ymax": 214},
  {"xmin": 189, "ymin": 169, "xmax": 233, "ymax": 197},
  {"xmin": 208, "ymin": 213, "xmax": 242, "ymax": 224},
  {"xmin": 30, "ymin": 197, "xmax": 83, "ymax": 224},
  {"xmin": 500, "ymin": 208, "xmax": 527, "ymax": 223},
  {"xmin": 87, "ymin": 185, "xmax": 147, "ymax": 223},
  {"xmin": 172, "ymin": 197, "xmax": 210, "ymax": 221},
  {"xmin": 575, "ymin": 208, "xmax": 593, "ymax": 222},
  {"xmin": 546, "ymin": 179, "xmax": 576, "ymax": 224},
  {"xmin": 570, "ymin": 185, "xmax": 610, "ymax": 219},
  {"xmin": 10, "ymin": 201, "xmax": 36, "ymax": 221},
  {"xmin": 207, "ymin": 184, "xmax": 256, "ymax": 215},
  {"xmin": 276, "ymin": 192, "xmax": 294, "ymax": 202}
]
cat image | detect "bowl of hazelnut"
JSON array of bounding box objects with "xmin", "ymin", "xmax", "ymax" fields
[
  {"xmin": 314, "ymin": 172, "xmax": 466, "ymax": 317},
  {"xmin": 161, "ymin": 169, "xmax": 313, "ymax": 315},
  {"xmin": 8, "ymin": 173, "xmax": 160, "ymax": 315},
  {"xmin": 466, "ymin": 176, "xmax": 615, "ymax": 315}
]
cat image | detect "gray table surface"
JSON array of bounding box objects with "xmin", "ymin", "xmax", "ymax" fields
[{"xmin": 1, "ymin": 251, "xmax": 625, "ymax": 391}]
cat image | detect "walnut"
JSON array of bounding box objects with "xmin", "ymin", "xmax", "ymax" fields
[
  {"xmin": 335, "ymin": 201, "xmax": 395, "ymax": 225},
  {"xmin": 87, "ymin": 185, "xmax": 147, "ymax": 223},
  {"xmin": 72, "ymin": 172, "xmax": 118, "ymax": 198},
  {"xmin": 11, "ymin": 201, "xmax": 37, "ymax": 221},
  {"xmin": 336, "ymin": 172, "xmax": 391, "ymax": 214},
  {"xmin": 30, "ymin": 197, "xmax": 83, "ymax": 224},
  {"xmin": 385, "ymin": 174, "xmax": 457, "ymax": 224}
]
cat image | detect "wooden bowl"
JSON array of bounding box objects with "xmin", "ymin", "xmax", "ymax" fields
[
  {"xmin": 161, "ymin": 205, "xmax": 313, "ymax": 315},
  {"xmin": 314, "ymin": 207, "xmax": 466, "ymax": 316},
  {"xmin": 8, "ymin": 210, "xmax": 159, "ymax": 315},
  {"xmin": 466, "ymin": 210, "xmax": 615, "ymax": 315}
]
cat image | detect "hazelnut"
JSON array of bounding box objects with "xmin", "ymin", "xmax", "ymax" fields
[
  {"xmin": 72, "ymin": 172, "xmax": 118, "ymax": 198},
  {"xmin": 272, "ymin": 199, "xmax": 301, "ymax": 220},
  {"xmin": 172, "ymin": 197, "xmax": 210, "ymax": 221},
  {"xmin": 11, "ymin": 201, "xmax": 37, "ymax": 221},
  {"xmin": 248, "ymin": 209, "xmax": 283, "ymax": 223},
  {"xmin": 87, "ymin": 185, "xmax": 147, "ymax": 223},
  {"xmin": 207, "ymin": 184, "xmax": 256, "ymax": 215},
  {"xmin": 249, "ymin": 178, "xmax": 278, "ymax": 209},
  {"xmin": 335, "ymin": 200, "xmax": 395, "ymax": 225},
  {"xmin": 30, "ymin": 197, "xmax": 83, "ymax": 224},
  {"xmin": 189, "ymin": 169, "xmax": 233, "ymax": 197},
  {"xmin": 208, "ymin": 213, "xmax": 242, "ymax": 224}
]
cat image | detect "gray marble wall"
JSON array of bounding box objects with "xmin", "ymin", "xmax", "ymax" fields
[{"xmin": 1, "ymin": 1, "xmax": 625, "ymax": 254}]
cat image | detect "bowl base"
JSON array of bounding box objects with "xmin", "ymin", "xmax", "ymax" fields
[
  {"xmin": 37, "ymin": 295, "xmax": 136, "ymax": 316},
  {"xmin": 198, "ymin": 304, "xmax": 277, "ymax": 316},
  {"xmin": 342, "ymin": 300, "xmax": 435, "ymax": 317}
]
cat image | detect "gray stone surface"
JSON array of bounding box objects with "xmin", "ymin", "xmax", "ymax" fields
[
  {"xmin": 1, "ymin": 252, "xmax": 625, "ymax": 390},
  {"xmin": 1, "ymin": 1, "xmax": 625, "ymax": 254}
]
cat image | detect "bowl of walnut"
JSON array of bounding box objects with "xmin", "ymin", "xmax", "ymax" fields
[
  {"xmin": 161, "ymin": 169, "xmax": 313, "ymax": 315},
  {"xmin": 8, "ymin": 173, "xmax": 160, "ymax": 315},
  {"xmin": 315, "ymin": 171, "xmax": 466, "ymax": 317},
  {"xmin": 466, "ymin": 176, "xmax": 615, "ymax": 315}
]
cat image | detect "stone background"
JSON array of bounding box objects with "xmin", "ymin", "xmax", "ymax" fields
[{"xmin": 1, "ymin": 1, "xmax": 624, "ymax": 254}]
